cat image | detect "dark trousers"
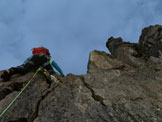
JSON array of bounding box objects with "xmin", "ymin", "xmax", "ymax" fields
[{"xmin": 10, "ymin": 54, "xmax": 55, "ymax": 75}]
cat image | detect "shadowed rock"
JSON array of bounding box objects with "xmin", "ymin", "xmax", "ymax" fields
[
  {"xmin": 139, "ymin": 25, "xmax": 162, "ymax": 58},
  {"xmin": 106, "ymin": 25, "xmax": 162, "ymax": 67},
  {"xmin": 106, "ymin": 36, "xmax": 144, "ymax": 67}
]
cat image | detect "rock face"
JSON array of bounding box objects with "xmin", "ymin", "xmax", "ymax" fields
[
  {"xmin": 0, "ymin": 25, "xmax": 162, "ymax": 122},
  {"xmin": 106, "ymin": 25, "xmax": 162, "ymax": 68},
  {"xmin": 106, "ymin": 36, "xmax": 144, "ymax": 67},
  {"xmin": 139, "ymin": 25, "xmax": 162, "ymax": 58}
]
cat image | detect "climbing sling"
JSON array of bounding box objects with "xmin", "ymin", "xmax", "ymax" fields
[{"xmin": 0, "ymin": 67, "xmax": 43, "ymax": 118}]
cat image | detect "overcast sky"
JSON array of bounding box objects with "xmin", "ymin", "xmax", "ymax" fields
[{"xmin": 0, "ymin": 0, "xmax": 162, "ymax": 75}]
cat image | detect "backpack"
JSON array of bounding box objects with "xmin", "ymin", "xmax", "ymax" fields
[{"xmin": 32, "ymin": 47, "xmax": 50, "ymax": 56}]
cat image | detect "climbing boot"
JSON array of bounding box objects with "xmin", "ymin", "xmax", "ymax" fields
[{"xmin": 1, "ymin": 70, "xmax": 12, "ymax": 81}]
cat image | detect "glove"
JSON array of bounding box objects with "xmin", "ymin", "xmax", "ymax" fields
[
  {"xmin": 61, "ymin": 73, "xmax": 65, "ymax": 77},
  {"xmin": 50, "ymin": 75, "xmax": 59, "ymax": 83}
]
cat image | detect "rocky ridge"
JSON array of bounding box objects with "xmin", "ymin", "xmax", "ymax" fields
[{"xmin": 0, "ymin": 25, "xmax": 162, "ymax": 122}]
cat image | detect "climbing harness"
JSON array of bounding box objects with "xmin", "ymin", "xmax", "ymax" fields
[{"xmin": 0, "ymin": 67, "xmax": 43, "ymax": 118}]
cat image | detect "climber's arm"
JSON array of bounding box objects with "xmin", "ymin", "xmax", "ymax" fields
[{"xmin": 50, "ymin": 58, "xmax": 65, "ymax": 77}]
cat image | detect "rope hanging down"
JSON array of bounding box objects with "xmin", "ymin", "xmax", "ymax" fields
[{"xmin": 0, "ymin": 67, "xmax": 43, "ymax": 118}]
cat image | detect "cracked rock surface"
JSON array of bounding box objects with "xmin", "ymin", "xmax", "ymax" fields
[{"xmin": 0, "ymin": 25, "xmax": 162, "ymax": 122}]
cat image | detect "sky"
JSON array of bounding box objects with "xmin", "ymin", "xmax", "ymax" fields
[{"xmin": 0, "ymin": 0, "xmax": 162, "ymax": 75}]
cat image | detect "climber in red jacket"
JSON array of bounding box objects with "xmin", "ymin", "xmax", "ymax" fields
[{"xmin": 1, "ymin": 47, "xmax": 65, "ymax": 82}]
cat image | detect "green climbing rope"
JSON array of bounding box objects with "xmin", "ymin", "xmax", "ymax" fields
[{"xmin": 0, "ymin": 67, "xmax": 43, "ymax": 118}]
